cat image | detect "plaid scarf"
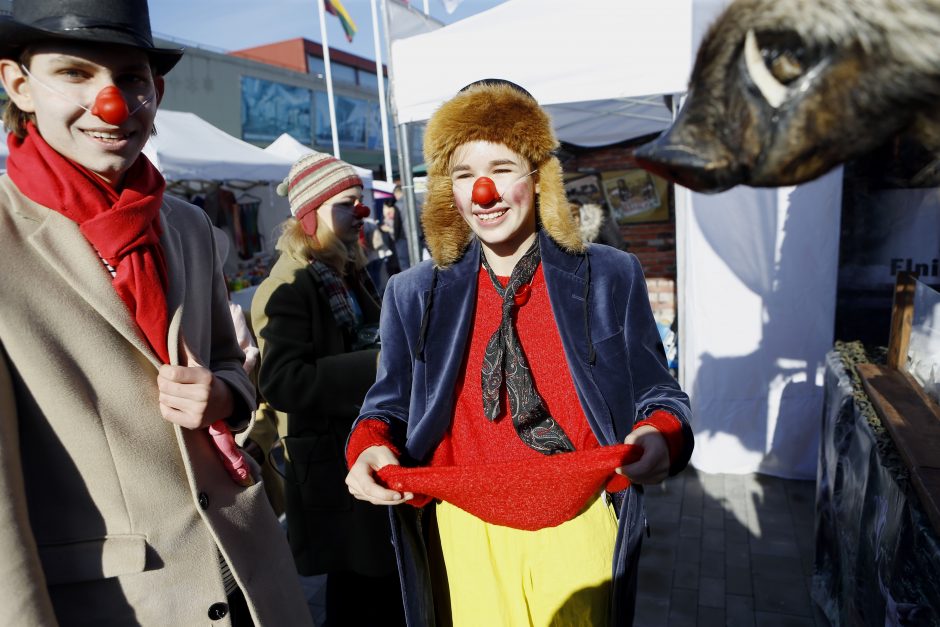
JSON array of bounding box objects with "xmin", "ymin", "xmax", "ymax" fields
[
  {"xmin": 481, "ymin": 240, "xmax": 575, "ymax": 455},
  {"xmin": 307, "ymin": 258, "xmax": 378, "ymax": 332}
]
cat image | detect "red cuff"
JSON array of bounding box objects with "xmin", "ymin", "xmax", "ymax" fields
[
  {"xmin": 346, "ymin": 419, "xmax": 400, "ymax": 468},
  {"xmin": 633, "ymin": 409, "xmax": 684, "ymax": 468}
]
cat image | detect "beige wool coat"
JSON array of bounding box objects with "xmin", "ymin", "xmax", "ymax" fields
[{"xmin": 0, "ymin": 176, "xmax": 312, "ymax": 626}]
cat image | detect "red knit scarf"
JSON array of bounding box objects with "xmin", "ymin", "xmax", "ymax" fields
[{"xmin": 8, "ymin": 122, "xmax": 170, "ymax": 362}]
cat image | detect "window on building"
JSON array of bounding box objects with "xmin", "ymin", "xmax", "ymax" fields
[
  {"xmin": 358, "ymin": 70, "xmax": 379, "ymax": 91},
  {"xmin": 307, "ymin": 54, "xmax": 325, "ymax": 78},
  {"xmin": 331, "ymin": 63, "xmax": 358, "ymax": 85}
]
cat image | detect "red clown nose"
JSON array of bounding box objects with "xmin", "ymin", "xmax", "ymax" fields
[
  {"xmin": 471, "ymin": 177, "xmax": 500, "ymax": 205},
  {"xmin": 90, "ymin": 86, "xmax": 129, "ymax": 125},
  {"xmin": 353, "ymin": 201, "xmax": 371, "ymax": 219}
]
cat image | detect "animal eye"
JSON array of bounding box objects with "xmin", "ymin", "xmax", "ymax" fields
[
  {"xmin": 756, "ymin": 31, "xmax": 809, "ymax": 85},
  {"xmin": 743, "ymin": 29, "xmax": 814, "ymax": 108}
]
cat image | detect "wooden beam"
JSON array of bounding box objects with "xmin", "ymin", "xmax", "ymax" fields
[
  {"xmin": 858, "ymin": 363, "xmax": 940, "ymax": 535},
  {"xmin": 887, "ymin": 272, "xmax": 916, "ymax": 370}
]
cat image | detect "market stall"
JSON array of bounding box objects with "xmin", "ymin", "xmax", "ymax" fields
[{"xmin": 144, "ymin": 109, "xmax": 294, "ymax": 302}]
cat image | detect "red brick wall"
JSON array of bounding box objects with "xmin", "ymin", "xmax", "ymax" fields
[{"xmin": 564, "ymin": 143, "xmax": 677, "ymax": 325}]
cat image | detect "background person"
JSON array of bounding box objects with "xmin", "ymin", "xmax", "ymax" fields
[
  {"xmin": 0, "ymin": 0, "xmax": 310, "ymax": 624},
  {"xmin": 380, "ymin": 198, "xmax": 410, "ymax": 271},
  {"xmin": 251, "ymin": 151, "xmax": 404, "ymax": 627},
  {"xmin": 345, "ymin": 80, "xmax": 693, "ymax": 626}
]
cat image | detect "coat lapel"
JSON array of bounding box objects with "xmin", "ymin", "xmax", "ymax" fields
[
  {"xmin": 418, "ymin": 240, "xmax": 479, "ymax": 443},
  {"xmin": 540, "ymin": 232, "xmax": 618, "ymax": 445},
  {"xmin": 27, "ymin": 207, "xmax": 162, "ymax": 368},
  {"xmin": 160, "ymin": 203, "xmax": 186, "ymax": 367}
]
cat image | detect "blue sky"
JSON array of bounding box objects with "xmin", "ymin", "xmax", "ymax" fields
[{"xmin": 150, "ymin": 0, "xmax": 505, "ymax": 61}]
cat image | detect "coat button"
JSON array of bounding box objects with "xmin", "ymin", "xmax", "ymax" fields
[
  {"xmin": 198, "ymin": 492, "xmax": 209, "ymax": 510},
  {"xmin": 207, "ymin": 602, "xmax": 228, "ymax": 620}
]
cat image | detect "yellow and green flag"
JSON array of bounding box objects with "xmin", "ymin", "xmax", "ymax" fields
[{"xmin": 325, "ymin": 0, "xmax": 357, "ymax": 42}]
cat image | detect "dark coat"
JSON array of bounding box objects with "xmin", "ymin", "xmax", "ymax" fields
[
  {"xmin": 352, "ymin": 230, "xmax": 694, "ymax": 626},
  {"xmin": 252, "ymin": 253, "xmax": 396, "ymax": 577}
]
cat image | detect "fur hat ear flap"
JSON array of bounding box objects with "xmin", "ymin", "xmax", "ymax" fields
[
  {"xmin": 536, "ymin": 156, "xmax": 585, "ymax": 255},
  {"xmin": 421, "ymin": 173, "xmax": 473, "ymax": 267}
]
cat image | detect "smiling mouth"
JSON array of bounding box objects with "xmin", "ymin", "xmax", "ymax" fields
[
  {"xmin": 83, "ymin": 129, "xmax": 132, "ymax": 143},
  {"xmin": 475, "ymin": 208, "xmax": 507, "ymax": 222}
]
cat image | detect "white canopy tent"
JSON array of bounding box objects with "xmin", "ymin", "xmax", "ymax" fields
[
  {"xmin": 145, "ymin": 110, "xmax": 293, "ymax": 181},
  {"xmin": 389, "ymin": 0, "xmax": 843, "ymax": 479},
  {"xmin": 262, "ymin": 132, "xmax": 394, "ymax": 204},
  {"xmin": 144, "ymin": 110, "xmax": 294, "ymax": 260},
  {"xmin": 392, "ymin": 0, "xmax": 692, "ymax": 145}
]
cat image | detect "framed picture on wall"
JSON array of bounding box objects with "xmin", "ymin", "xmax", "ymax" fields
[
  {"xmin": 564, "ymin": 173, "xmax": 606, "ymax": 206},
  {"xmin": 601, "ymin": 168, "xmax": 671, "ymax": 223}
]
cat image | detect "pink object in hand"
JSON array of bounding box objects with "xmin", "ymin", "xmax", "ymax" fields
[{"xmin": 208, "ymin": 421, "xmax": 254, "ymax": 487}]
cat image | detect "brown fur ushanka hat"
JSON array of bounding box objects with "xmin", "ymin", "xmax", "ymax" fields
[{"xmin": 421, "ymin": 80, "xmax": 584, "ymax": 267}]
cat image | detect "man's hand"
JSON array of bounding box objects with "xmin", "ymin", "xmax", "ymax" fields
[
  {"xmin": 157, "ymin": 338, "xmax": 234, "ymax": 430},
  {"xmin": 616, "ymin": 425, "xmax": 670, "ymax": 485},
  {"xmin": 346, "ymin": 445, "xmax": 414, "ymax": 506}
]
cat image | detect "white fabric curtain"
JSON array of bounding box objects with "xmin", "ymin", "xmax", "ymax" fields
[{"xmin": 678, "ymin": 171, "xmax": 843, "ymax": 478}]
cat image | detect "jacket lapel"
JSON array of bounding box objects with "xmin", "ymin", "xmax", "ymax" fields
[
  {"xmin": 540, "ymin": 232, "xmax": 618, "ymax": 445},
  {"xmin": 417, "ymin": 240, "xmax": 479, "ymax": 447},
  {"xmin": 160, "ymin": 203, "xmax": 186, "ymax": 367},
  {"xmin": 27, "ymin": 207, "xmax": 162, "ymax": 368}
]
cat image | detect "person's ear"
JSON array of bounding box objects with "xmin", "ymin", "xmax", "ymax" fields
[
  {"xmin": 0, "ymin": 59, "xmax": 34, "ymax": 112},
  {"xmin": 154, "ymin": 75, "xmax": 165, "ymax": 106}
]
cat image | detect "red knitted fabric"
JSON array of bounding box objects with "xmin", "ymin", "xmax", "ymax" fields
[
  {"xmin": 348, "ymin": 266, "xmax": 684, "ymax": 529},
  {"xmin": 635, "ymin": 409, "xmax": 684, "ymax": 467},
  {"xmin": 378, "ymin": 444, "xmax": 642, "ymax": 530},
  {"xmin": 347, "ymin": 419, "xmax": 400, "ymax": 465}
]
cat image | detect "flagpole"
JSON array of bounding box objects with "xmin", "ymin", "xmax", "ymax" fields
[
  {"xmin": 316, "ymin": 0, "xmax": 341, "ymax": 158},
  {"xmin": 370, "ymin": 0, "xmax": 394, "ymax": 185}
]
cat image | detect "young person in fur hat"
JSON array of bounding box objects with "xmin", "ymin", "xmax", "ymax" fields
[
  {"xmin": 0, "ymin": 0, "xmax": 310, "ymax": 624},
  {"xmin": 251, "ymin": 151, "xmax": 405, "ymax": 626},
  {"xmin": 345, "ymin": 80, "xmax": 694, "ymax": 625}
]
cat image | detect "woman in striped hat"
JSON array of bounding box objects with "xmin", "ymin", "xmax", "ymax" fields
[{"xmin": 251, "ymin": 150, "xmax": 405, "ymax": 626}]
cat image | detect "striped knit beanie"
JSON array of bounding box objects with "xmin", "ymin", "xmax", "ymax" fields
[{"xmin": 276, "ymin": 151, "xmax": 363, "ymax": 227}]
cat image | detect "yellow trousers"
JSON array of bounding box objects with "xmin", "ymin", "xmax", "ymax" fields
[{"xmin": 436, "ymin": 495, "xmax": 618, "ymax": 627}]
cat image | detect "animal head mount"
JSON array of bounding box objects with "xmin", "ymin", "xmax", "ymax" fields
[{"xmin": 634, "ymin": 0, "xmax": 940, "ymax": 193}]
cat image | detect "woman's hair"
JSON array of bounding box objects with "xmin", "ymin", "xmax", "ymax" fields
[{"xmin": 275, "ymin": 216, "xmax": 367, "ymax": 274}]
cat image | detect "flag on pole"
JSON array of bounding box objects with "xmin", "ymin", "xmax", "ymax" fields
[{"xmin": 325, "ymin": 0, "xmax": 358, "ymax": 42}]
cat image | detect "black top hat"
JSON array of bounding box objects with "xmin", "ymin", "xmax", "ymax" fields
[{"xmin": 0, "ymin": 0, "xmax": 183, "ymax": 75}]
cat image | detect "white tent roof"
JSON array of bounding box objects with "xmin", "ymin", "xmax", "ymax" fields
[
  {"xmin": 263, "ymin": 133, "xmax": 376, "ymax": 190},
  {"xmin": 390, "ymin": 0, "xmax": 696, "ymax": 145},
  {"xmin": 144, "ymin": 110, "xmax": 292, "ymax": 181}
]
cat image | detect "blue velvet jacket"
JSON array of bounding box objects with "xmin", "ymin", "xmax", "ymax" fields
[{"xmin": 352, "ymin": 230, "xmax": 693, "ymax": 626}]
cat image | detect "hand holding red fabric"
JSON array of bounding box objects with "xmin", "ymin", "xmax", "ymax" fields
[
  {"xmin": 346, "ymin": 445, "xmax": 416, "ymax": 506},
  {"xmin": 618, "ymin": 425, "xmax": 670, "ymax": 485},
  {"xmin": 376, "ymin": 444, "xmax": 643, "ymax": 531}
]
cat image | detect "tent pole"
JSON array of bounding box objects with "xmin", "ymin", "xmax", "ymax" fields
[
  {"xmin": 398, "ymin": 122, "xmax": 420, "ymax": 265},
  {"xmin": 381, "ymin": 0, "xmax": 421, "ymax": 264},
  {"xmin": 370, "ymin": 0, "xmax": 394, "ymax": 185},
  {"xmin": 316, "ymin": 0, "xmax": 342, "ymax": 158}
]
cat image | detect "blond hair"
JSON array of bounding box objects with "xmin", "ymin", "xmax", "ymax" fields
[{"xmin": 275, "ymin": 217, "xmax": 366, "ymax": 275}]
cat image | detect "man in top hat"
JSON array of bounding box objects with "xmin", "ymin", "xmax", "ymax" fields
[{"xmin": 0, "ymin": 1, "xmax": 312, "ymax": 625}]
